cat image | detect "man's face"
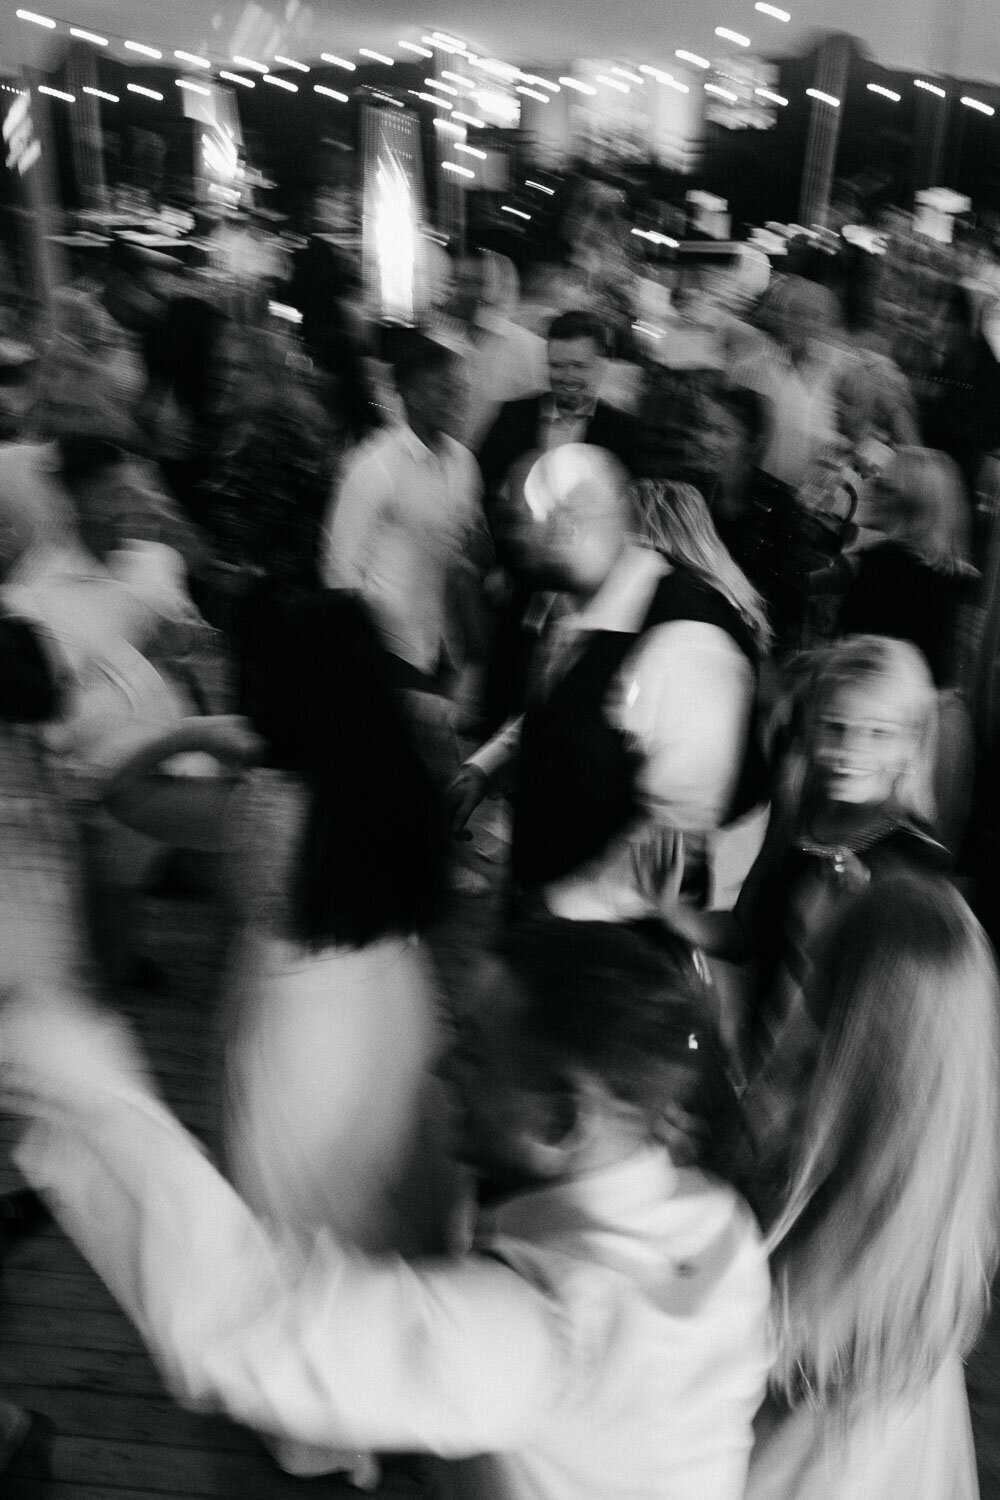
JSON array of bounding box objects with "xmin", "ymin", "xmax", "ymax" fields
[
  {"xmin": 547, "ymin": 336, "xmax": 602, "ymax": 414},
  {"xmin": 400, "ymin": 357, "xmax": 464, "ymax": 442},
  {"xmin": 523, "ymin": 478, "xmax": 628, "ymax": 599}
]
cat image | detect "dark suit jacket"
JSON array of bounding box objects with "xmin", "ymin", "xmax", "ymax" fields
[{"xmin": 477, "ymin": 395, "xmax": 642, "ymax": 509}]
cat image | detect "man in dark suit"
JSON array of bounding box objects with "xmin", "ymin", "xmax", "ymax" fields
[
  {"xmin": 477, "ymin": 309, "xmax": 642, "ymax": 512},
  {"xmin": 475, "ymin": 310, "xmax": 643, "ymax": 731}
]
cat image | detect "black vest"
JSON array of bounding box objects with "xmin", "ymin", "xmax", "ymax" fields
[{"xmin": 511, "ymin": 566, "xmax": 759, "ymax": 888}]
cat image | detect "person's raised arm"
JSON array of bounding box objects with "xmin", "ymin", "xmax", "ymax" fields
[{"xmin": 104, "ymin": 716, "xmax": 262, "ymax": 852}]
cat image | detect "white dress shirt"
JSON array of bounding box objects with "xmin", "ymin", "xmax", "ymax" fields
[
  {"xmin": 730, "ymin": 340, "xmax": 850, "ymax": 489},
  {"xmin": 322, "ymin": 424, "xmax": 485, "ymax": 678},
  {"xmin": 8, "ymin": 999, "xmax": 772, "ymax": 1500},
  {"xmin": 468, "ymin": 546, "xmax": 757, "ymax": 919}
]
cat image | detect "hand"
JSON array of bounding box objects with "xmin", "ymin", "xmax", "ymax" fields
[
  {"xmin": 180, "ymin": 716, "xmax": 265, "ymax": 769},
  {"xmin": 447, "ymin": 764, "xmax": 489, "ymax": 835}
]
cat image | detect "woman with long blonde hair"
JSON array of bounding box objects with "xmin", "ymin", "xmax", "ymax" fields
[
  {"xmin": 841, "ymin": 446, "xmax": 977, "ymax": 685},
  {"xmin": 746, "ymin": 873, "xmax": 1000, "ymax": 1497},
  {"xmin": 632, "ymin": 479, "xmax": 772, "ymax": 654}
]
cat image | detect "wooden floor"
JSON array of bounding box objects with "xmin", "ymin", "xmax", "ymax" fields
[{"xmin": 0, "ymin": 711, "xmax": 998, "ymax": 1497}]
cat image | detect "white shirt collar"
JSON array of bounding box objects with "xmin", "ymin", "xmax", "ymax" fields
[{"xmin": 479, "ymin": 1147, "xmax": 679, "ymax": 1248}]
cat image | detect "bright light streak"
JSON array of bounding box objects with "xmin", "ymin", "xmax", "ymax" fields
[
  {"xmin": 915, "ymin": 79, "xmax": 947, "ymax": 97},
  {"xmin": 456, "ymin": 142, "xmax": 487, "ymax": 158},
  {"xmin": 676, "ymin": 50, "xmax": 710, "ymax": 69},
  {"xmin": 641, "ymin": 66, "xmax": 690, "ymax": 92},
  {"xmin": 559, "ymin": 76, "xmax": 597, "ymax": 95},
  {"xmin": 526, "ymin": 179, "xmax": 555, "ymax": 193},
  {"xmin": 124, "ymin": 41, "xmax": 162, "ymax": 59},
  {"xmin": 127, "ymin": 83, "xmax": 164, "ymax": 100},
  {"xmin": 806, "ymin": 88, "xmax": 840, "ymax": 106},
  {"xmin": 527, "ymin": 76, "xmax": 560, "ymax": 91},
  {"xmin": 596, "ymin": 74, "xmax": 630, "ymax": 93},
  {"xmin": 369, "ymin": 90, "xmax": 403, "ymax": 106},
  {"xmin": 432, "ymin": 117, "xmax": 463, "ymax": 132},
  {"xmin": 275, "ymin": 55, "xmax": 309, "ymax": 72},
  {"xmin": 399, "ymin": 41, "xmax": 433, "ymax": 57},
  {"xmin": 233, "ymin": 55, "xmax": 268, "ymax": 72},
  {"xmin": 432, "ymin": 32, "xmax": 465, "ymax": 48},
  {"xmin": 517, "ymin": 86, "xmax": 549, "ymax": 102},
  {"xmin": 38, "ymin": 85, "xmax": 75, "ymax": 102},
  {"xmin": 961, "ymin": 95, "xmax": 995, "ymax": 115},
  {"xmin": 755, "ymin": 86, "xmax": 788, "ymax": 105},
  {"xmin": 83, "ymin": 86, "xmax": 119, "ymax": 101},
  {"xmin": 16, "ymin": 10, "xmax": 56, "ymax": 28},
  {"xmin": 176, "ymin": 50, "xmax": 211, "ymax": 69},
  {"xmin": 755, "ymin": 3, "xmax": 791, "ymax": 19},
  {"xmin": 453, "ymin": 110, "xmax": 486, "ymax": 127},
  {"xmin": 477, "ymin": 58, "xmax": 520, "ymax": 80},
  {"xmin": 868, "ymin": 83, "xmax": 901, "ymax": 101},
  {"xmin": 176, "ymin": 79, "xmax": 211, "ymax": 95},
  {"xmin": 441, "ymin": 71, "xmax": 476, "ymax": 87},
  {"xmin": 425, "ymin": 78, "xmax": 458, "ymax": 94},
  {"xmin": 705, "ymin": 83, "xmax": 738, "ymax": 101},
  {"xmin": 632, "ymin": 228, "xmax": 680, "ymax": 247},
  {"xmin": 322, "ymin": 55, "xmax": 356, "ymax": 71},
  {"xmin": 716, "ymin": 27, "xmax": 751, "ymax": 46},
  {"xmin": 314, "ymin": 84, "xmax": 348, "ymax": 101},
  {"xmin": 443, "ymin": 161, "xmax": 475, "ymax": 178},
  {"xmin": 263, "ymin": 74, "xmax": 297, "ymax": 91},
  {"xmin": 70, "ymin": 27, "xmax": 108, "ymax": 44},
  {"xmin": 501, "ymin": 206, "xmax": 531, "ymax": 219},
  {"xmin": 612, "ymin": 67, "xmax": 645, "ymax": 84},
  {"xmin": 220, "ymin": 70, "xmax": 255, "ymax": 88},
  {"xmin": 359, "ymin": 49, "xmax": 394, "ymax": 65}
]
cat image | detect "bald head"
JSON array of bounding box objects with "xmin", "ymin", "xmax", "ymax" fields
[{"xmin": 518, "ymin": 444, "xmax": 633, "ymax": 601}]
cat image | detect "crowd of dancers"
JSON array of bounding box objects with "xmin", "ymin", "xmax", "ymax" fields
[{"xmin": 0, "ymin": 218, "xmax": 996, "ymax": 1498}]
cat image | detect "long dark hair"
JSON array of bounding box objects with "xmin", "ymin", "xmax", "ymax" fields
[{"xmin": 235, "ymin": 584, "xmax": 447, "ymax": 948}]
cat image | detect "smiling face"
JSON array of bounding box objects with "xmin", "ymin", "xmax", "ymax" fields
[
  {"xmin": 547, "ymin": 335, "xmax": 602, "ymax": 415},
  {"xmin": 810, "ymin": 680, "xmax": 920, "ymax": 807}
]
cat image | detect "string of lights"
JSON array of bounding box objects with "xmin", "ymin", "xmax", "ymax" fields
[{"xmin": 8, "ymin": 4, "xmax": 999, "ymax": 165}]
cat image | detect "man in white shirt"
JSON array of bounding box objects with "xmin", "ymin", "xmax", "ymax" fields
[
  {"xmin": 729, "ymin": 276, "xmax": 850, "ymax": 490},
  {"xmin": 5, "ymin": 918, "xmax": 772, "ymax": 1500},
  {"xmin": 450, "ymin": 445, "xmax": 758, "ymax": 918}
]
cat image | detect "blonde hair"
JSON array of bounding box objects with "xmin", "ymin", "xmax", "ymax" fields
[
  {"xmin": 800, "ymin": 634, "xmax": 939, "ymax": 822},
  {"xmin": 632, "ymin": 480, "xmax": 772, "ymax": 652},
  {"xmin": 878, "ymin": 447, "xmax": 974, "ymax": 575},
  {"xmin": 767, "ymin": 875, "xmax": 1000, "ymax": 1411}
]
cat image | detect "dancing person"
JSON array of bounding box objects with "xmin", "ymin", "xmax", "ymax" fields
[
  {"xmin": 658, "ymin": 635, "xmax": 947, "ymax": 1072},
  {"xmin": 743, "ymin": 875, "xmax": 1000, "ymax": 1497},
  {"xmin": 840, "ymin": 447, "xmax": 976, "ymax": 687},
  {"xmin": 0, "ymin": 919, "xmax": 773, "ymax": 1500},
  {"xmin": 104, "ymin": 587, "xmax": 456, "ymax": 1484},
  {"xmin": 321, "ymin": 334, "xmax": 490, "ymax": 782},
  {"xmin": 451, "ymin": 446, "xmax": 759, "ymax": 921}
]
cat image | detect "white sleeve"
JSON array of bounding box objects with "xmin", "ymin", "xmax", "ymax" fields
[
  {"xmin": 466, "ymin": 714, "xmax": 523, "ymax": 782},
  {"xmin": 611, "ymin": 621, "xmax": 755, "ymax": 832},
  {"xmin": 321, "ymin": 449, "xmax": 386, "ymax": 591},
  {"xmin": 6, "ymin": 997, "xmax": 564, "ymax": 1459}
]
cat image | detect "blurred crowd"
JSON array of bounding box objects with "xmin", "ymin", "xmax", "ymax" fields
[{"xmin": 0, "ymin": 208, "xmax": 997, "ymax": 1498}]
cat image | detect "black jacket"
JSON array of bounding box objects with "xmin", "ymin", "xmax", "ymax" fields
[{"xmin": 477, "ymin": 395, "xmax": 642, "ymax": 508}]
